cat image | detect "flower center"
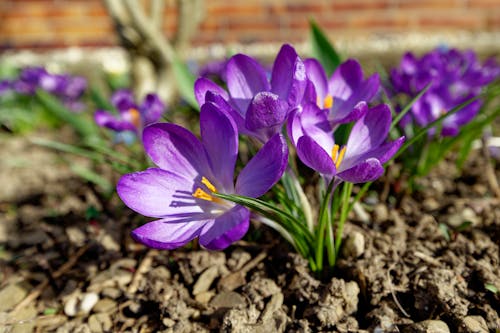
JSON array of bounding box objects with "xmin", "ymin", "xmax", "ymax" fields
[
  {"xmin": 317, "ymin": 95, "xmax": 334, "ymax": 109},
  {"xmin": 129, "ymin": 108, "xmax": 142, "ymax": 129},
  {"xmin": 192, "ymin": 176, "xmax": 223, "ymax": 203},
  {"xmin": 331, "ymin": 144, "xmax": 346, "ymax": 169}
]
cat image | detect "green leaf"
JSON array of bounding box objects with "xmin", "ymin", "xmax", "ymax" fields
[
  {"xmin": 485, "ymin": 283, "xmax": 498, "ymax": 294},
  {"xmin": 392, "ymin": 94, "xmax": 482, "ymax": 161},
  {"xmin": 455, "ymin": 221, "xmax": 473, "ymax": 232},
  {"xmin": 70, "ymin": 164, "xmax": 113, "ymax": 193},
  {"xmin": 391, "ymin": 81, "xmax": 433, "ymax": 131},
  {"xmin": 172, "ymin": 57, "xmax": 198, "ymax": 111},
  {"xmin": 43, "ymin": 308, "xmax": 58, "ymax": 315},
  {"xmin": 35, "ymin": 90, "xmax": 99, "ymax": 142},
  {"xmin": 309, "ymin": 19, "xmax": 341, "ymax": 76},
  {"xmin": 85, "ymin": 206, "xmax": 100, "ymax": 221},
  {"xmin": 90, "ymin": 86, "xmax": 113, "ymax": 110},
  {"xmin": 438, "ymin": 223, "xmax": 451, "ymax": 242}
]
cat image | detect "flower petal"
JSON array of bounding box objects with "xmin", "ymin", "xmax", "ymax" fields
[
  {"xmin": 205, "ymin": 91, "xmax": 249, "ymax": 136},
  {"xmin": 304, "ymin": 58, "xmax": 328, "ymax": 102},
  {"xmin": 140, "ymin": 94, "xmax": 165, "ymax": 124},
  {"xmin": 371, "ymin": 136, "xmax": 405, "ymax": 164},
  {"xmin": 245, "ymin": 92, "xmax": 289, "ymax": 131},
  {"xmin": 226, "ymin": 54, "xmax": 270, "ymax": 113},
  {"xmin": 236, "ymin": 133, "xmax": 288, "ymax": 197},
  {"xmin": 199, "ymin": 206, "xmax": 250, "ymax": 250},
  {"xmin": 131, "ymin": 219, "xmax": 208, "ymax": 250},
  {"xmin": 344, "ymin": 103, "xmax": 391, "ymax": 161},
  {"xmin": 94, "ymin": 110, "xmax": 136, "ymax": 132},
  {"xmin": 328, "ymin": 59, "xmax": 380, "ymax": 121},
  {"xmin": 299, "ymin": 103, "xmax": 333, "ymax": 149},
  {"xmin": 111, "ymin": 89, "xmax": 136, "ymax": 112},
  {"xmin": 200, "ymin": 102, "xmax": 238, "ymax": 191},
  {"xmin": 142, "ymin": 123, "xmax": 211, "ymax": 179},
  {"xmin": 194, "ymin": 77, "xmax": 229, "ymax": 106},
  {"xmin": 117, "ymin": 168, "xmax": 205, "ymax": 218},
  {"xmin": 296, "ymin": 135, "xmax": 336, "ymax": 175},
  {"xmin": 337, "ymin": 158, "xmax": 384, "ymax": 183},
  {"xmin": 328, "ymin": 59, "xmax": 364, "ymax": 100},
  {"xmin": 270, "ymin": 44, "xmax": 307, "ymax": 106}
]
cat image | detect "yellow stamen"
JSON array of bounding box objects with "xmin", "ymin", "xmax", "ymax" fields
[
  {"xmin": 331, "ymin": 145, "xmax": 339, "ymax": 162},
  {"xmin": 129, "ymin": 108, "xmax": 141, "ymax": 128},
  {"xmin": 336, "ymin": 146, "xmax": 346, "ymax": 169},
  {"xmin": 331, "ymin": 144, "xmax": 347, "ymax": 169},
  {"xmin": 323, "ymin": 95, "xmax": 334, "ymax": 109},
  {"xmin": 193, "ymin": 188, "xmax": 214, "ymax": 201},
  {"xmin": 201, "ymin": 176, "xmax": 217, "ymax": 193},
  {"xmin": 192, "ymin": 176, "xmax": 222, "ymax": 203}
]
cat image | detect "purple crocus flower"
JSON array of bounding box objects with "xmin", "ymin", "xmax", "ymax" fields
[
  {"xmin": 12, "ymin": 67, "xmax": 48, "ymax": 95},
  {"xmin": 94, "ymin": 89, "xmax": 165, "ymax": 135},
  {"xmin": 303, "ymin": 58, "xmax": 380, "ymax": 126},
  {"xmin": 117, "ymin": 102, "xmax": 288, "ymax": 250},
  {"xmin": 390, "ymin": 48, "xmax": 500, "ymax": 136},
  {"xmin": 0, "ymin": 80, "xmax": 11, "ymax": 95},
  {"xmin": 198, "ymin": 58, "xmax": 228, "ymax": 82},
  {"xmin": 290, "ymin": 102, "xmax": 404, "ymax": 183},
  {"xmin": 194, "ymin": 44, "xmax": 307, "ymax": 142}
]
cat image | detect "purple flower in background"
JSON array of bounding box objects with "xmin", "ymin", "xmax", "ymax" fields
[
  {"xmin": 117, "ymin": 102, "xmax": 288, "ymax": 250},
  {"xmin": 291, "ymin": 102, "xmax": 404, "ymax": 183},
  {"xmin": 8, "ymin": 66, "xmax": 88, "ymax": 112},
  {"xmin": 39, "ymin": 73, "xmax": 87, "ymax": 112},
  {"xmin": 0, "ymin": 80, "xmax": 11, "ymax": 95},
  {"xmin": 194, "ymin": 44, "xmax": 307, "ymax": 142},
  {"xmin": 198, "ymin": 58, "xmax": 228, "ymax": 82},
  {"xmin": 12, "ymin": 67, "xmax": 48, "ymax": 95},
  {"xmin": 304, "ymin": 58, "xmax": 380, "ymax": 126},
  {"xmin": 390, "ymin": 48, "xmax": 500, "ymax": 136},
  {"xmin": 95, "ymin": 89, "xmax": 165, "ymax": 136}
]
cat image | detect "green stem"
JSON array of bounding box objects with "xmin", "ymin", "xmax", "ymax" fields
[
  {"xmin": 314, "ymin": 180, "xmax": 334, "ymax": 272},
  {"xmin": 334, "ymin": 182, "xmax": 353, "ymax": 264},
  {"xmin": 326, "ymin": 184, "xmax": 341, "ymax": 266}
]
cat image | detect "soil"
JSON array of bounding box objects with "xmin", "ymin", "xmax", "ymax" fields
[{"xmin": 0, "ymin": 132, "xmax": 499, "ymax": 333}]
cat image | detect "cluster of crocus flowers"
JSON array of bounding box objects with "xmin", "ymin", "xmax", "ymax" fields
[
  {"xmin": 94, "ymin": 89, "xmax": 165, "ymax": 141},
  {"xmin": 117, "ymin": 103, "xmax": 288, "ymax": 249},
  {"xmin": 120, "ymin": 44, "xmax": 404, "ymax": 251},
  {"xmin": 389, "ymin": 48, "xmax": 500, "ymax": 136},
  {"xmin": 1, "ymin": 66, "xmax": 87, "ymax": 112}
]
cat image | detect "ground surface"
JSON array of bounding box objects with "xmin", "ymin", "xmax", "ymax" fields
[{"xmin": 0, "ymin": 132, "xmax": 499, "ymax": 333}]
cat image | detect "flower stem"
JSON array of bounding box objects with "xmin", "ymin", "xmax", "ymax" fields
[
  {"xmin": 334, "ymin": 182, "xmax": 353, "ymax": 263},
  {"xmin": 314, "ymin": 180, "xmax": 334, "ymax": 272}
]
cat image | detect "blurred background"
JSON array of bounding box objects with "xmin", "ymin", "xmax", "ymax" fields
[
  {"xmin": 2, "ymin": 0, "xmax": 499, "ymax": 104},
  {"xmin": 1, "ymin": 0, "xmax": 499, "ymax": 56}
]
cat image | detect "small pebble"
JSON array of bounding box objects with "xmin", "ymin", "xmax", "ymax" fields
[
  {"xmin": 373, "ymin": 204, "xmax": 389, "ymax": 223},
  {"xmin": 88, "ymin": 313, "xmax": 112, "ymax": 333},
  {"xmin": 101, "ymin": 287, "xmax": 121, "ymax": 299},
  {"xmin": 64, "ymin": 292, "xmax": 99, "ymax": 317},
  {"xmin": 0, "ymin": 283, "xmax": 29, "ymax": 312},
  {"xmin": 404, "ymin": 320, "xmax": 450, "ymax": 333},
  {"xmin": 447, "ymin": 207, "xmax": 479, "ymax": 228},
  {"xmin": 93, "ymin": 298, "xmax": 117, "ymax": 313},
  {"xmin": 423, "ymin": 198, "xmax": 440, "ymax": 211},
  {"xmin": 210, "ymin": 291, "xmax": 246, "ymax": 309},
  {"xmin": 66, "ymin": 227, "xmax": 86, "ymax": 246},
  {"xmin": 460, "ymin": 316, "xmax": 488, "ymax": 333},
  {"xmin": 342, "ymin": 231, "xmax": 365, "ymax": 258},
  {"xmin": 162, "ymin": 318, "xmax": 175, "ymax": 327},
  {"xmin": 195, "ymin": 290, "xmax": 215, "ymax": 304},
  {"xmin": 193, "ymin": 266, "xmax": 219, "ymax": 295},
  {"xmin": 36, "ymin": 315, "xmax": 67, "ymax": 331}
]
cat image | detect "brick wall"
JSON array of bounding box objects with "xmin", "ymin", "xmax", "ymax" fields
[{"xmin": 1, "ymin": 0, "xmax": 499, "ymax": 50}]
